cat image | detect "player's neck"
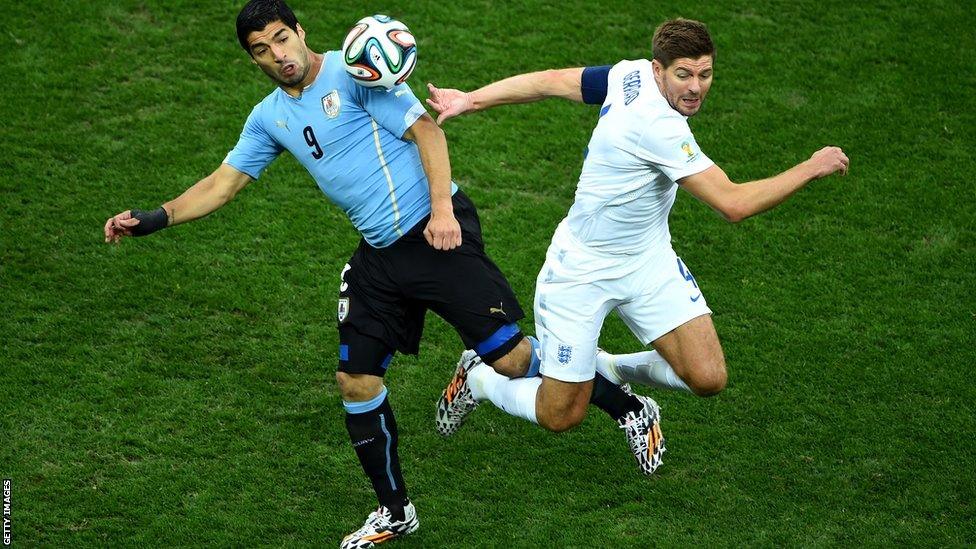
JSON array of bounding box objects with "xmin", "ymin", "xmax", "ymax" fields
[{"xmin": 281, "ymin": 52, "xmax": 324, "ymax": 97}]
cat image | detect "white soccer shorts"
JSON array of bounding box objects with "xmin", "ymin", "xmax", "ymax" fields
[{"xmin": 534, "ymin": 225, "xmax": 712, "ymax": 383}]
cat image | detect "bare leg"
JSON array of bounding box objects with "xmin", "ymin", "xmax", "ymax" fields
[
  {"xmin": 651, "ymin": 314, "xmax": 727, "ymax": 396},
  {"xmin": 535, "ymin": 376, "xmax": 592, "ymax": 432}
]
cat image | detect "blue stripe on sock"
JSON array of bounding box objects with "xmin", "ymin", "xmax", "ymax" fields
[
  {"xmin": 525, "ymin": 336, "xmax": 541, "ymax": 377},
  {"xmin": 343, "ymin": 386, "xmax": 388, "ymax": 414},
  {"xmin": 380, "ymin": 354, "xmax": 393, "ymax": 370},
  {"xmin": 474, "ymin": 323, "xmax": 520, "ymax": 357},
  {"xmin": 379, "ymin": 413, "xmax": 397, "ymax": 491},
  {"xmin": 339, "ymin": 344, "xmax": 349, "ymax": 361}
]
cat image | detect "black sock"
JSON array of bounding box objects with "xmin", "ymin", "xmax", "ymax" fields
[
  {"xmin": 590, "ymin": 373, "xmax": 642, "ymax": 420},
  {"xmin": 345, "ymin": 394, "xmax": 408, "ymax": 520}
]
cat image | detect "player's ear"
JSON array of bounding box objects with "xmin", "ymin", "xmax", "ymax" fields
[
  {"xmin": 296, "ymin": 23, "xmax": 306, "ymax": 41},
  {"xmin": 651, "ymin": 59, "xmax": 667, "ymax": 84}
]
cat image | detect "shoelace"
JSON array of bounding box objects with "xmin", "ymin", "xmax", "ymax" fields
[{"xmin": 362, "ymin": 507, "xmax": 391, "ymax": 528}]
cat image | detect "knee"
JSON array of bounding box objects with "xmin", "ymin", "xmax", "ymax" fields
[
  {"xmin": 539, "ymin": 412, "xmax": 585, "ymax": 433},
  {"xmin": 537, "ymin": 404, "xmax": 587, "ymax": 433},
  {"xmin": 335, "ymin": 372, "xmax": 383, "ymax": 401},
  {"xmin": 687, "ymin": 358, "xmax": 727, "ymax": 397},
  {"xmin": 488, "ymin": 353, "xmax": 528, "ymax": 378},
  {"xmin": 487, "ymin": 338, "xmax": 532, "ymax": 378}
]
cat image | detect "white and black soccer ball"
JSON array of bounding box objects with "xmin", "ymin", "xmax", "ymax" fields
[{"xmin": 341, "ymin": 15, "xmax": 417, "ymax": 90}]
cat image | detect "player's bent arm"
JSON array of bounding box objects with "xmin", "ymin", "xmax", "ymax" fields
[
  {"xmin": 162, "ymin": 163, "xmax": 253, "ymax": 226},
  {"xmin": 403, "ymin": 113, "xmax": 462, "ymax": 250},
  {"xmin": 679, "ymin": 147, "xmax": 849, "ymax": 223}
]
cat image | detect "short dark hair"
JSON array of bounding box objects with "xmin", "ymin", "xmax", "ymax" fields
[
  {"xmin": 652, "ymin": 18, "xmax": 715, "ymax": 68},
  {"xmin": 236, "ymin": 0, "xmax": 300, "ymax": 54}
]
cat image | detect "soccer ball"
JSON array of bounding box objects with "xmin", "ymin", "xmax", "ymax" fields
[{"xmin": 341, "ymin": 15, "xmax": 417, "ymax": 90}]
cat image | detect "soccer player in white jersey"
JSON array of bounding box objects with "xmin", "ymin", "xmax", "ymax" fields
[
  {"xmin": 102, "ymin": 1, "xmax": 649, "ymax": 546},
  {"xmin": 430, "ymin": 18, "xmax": 849, "ymax": 472}
]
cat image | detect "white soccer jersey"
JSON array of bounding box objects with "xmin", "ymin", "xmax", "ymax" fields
[{"xmin": 565, "ymin": 59, "xmax": 714, "ymax": 255}]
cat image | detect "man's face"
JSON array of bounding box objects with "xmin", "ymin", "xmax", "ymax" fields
[
  {"xmin": 247, "ymin": 21, "xmax": 310, "ymax": 87},
  {"xmin": 652, "ymin": 55, "xmax": 713, "ymax": 117}
]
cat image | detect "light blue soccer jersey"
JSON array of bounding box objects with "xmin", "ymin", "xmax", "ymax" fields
[{"xmin": 224, "ymin": 50, "xmax": 456, "ymax": 247}]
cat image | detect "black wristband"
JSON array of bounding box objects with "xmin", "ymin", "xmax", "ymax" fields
[{"xmin": 130, "ymin": 207, "xmax": 169, "ymax": 236}]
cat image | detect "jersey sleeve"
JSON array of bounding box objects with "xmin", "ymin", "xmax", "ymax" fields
[
  {"xmin": 634, "ymin": 116, "xmax": 714, "ymax": 181},
  {"xmin": 223, "ymin": 105, "xmax": 283, "ymax": 180},
  {"xmin": 354, "ymin": 82, "xmax": 427, "ymax": 138},
  {"xmin": 580, "ymin": 65, "xmax": 611, "ymax": 105}
]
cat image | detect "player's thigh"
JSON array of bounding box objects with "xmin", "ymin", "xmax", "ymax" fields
[
  {"xmin": 651, "ymin": 314, "xmax": 726, "ymax": 394},
  {"xmin": 336, "ymin": 320, "xmax": 398, "ymax": 402},
  {"xmin": 417, "ymin": 249, "xmax": 526, "ymax": 364},
  {"xmin": 536, "ymin": 375, "xmax": 593, "ymax": 432},
  {"xmin": 650, "ymin": 313, "xmax": 723, "ymax": 372},
  {"xmin": 339, "ymin": 245, "xmax": 425, "ymax": 357},
  {"xmin": 616, "ymin": 252, "xmax": 725, "ymax": 392}
]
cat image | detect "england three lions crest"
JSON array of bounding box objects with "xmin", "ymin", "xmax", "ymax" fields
[
  {"xmin": 322, "ymin": 90, "xmax": 341, "ymax": 118},
  {"xmin": 557, "ymin": 344, "xmax": 573, "ymax": 365}
]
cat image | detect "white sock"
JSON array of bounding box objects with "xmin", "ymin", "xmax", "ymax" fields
[
  {"xmin": 596, "ymin": 349, "xmax": 692, "ymax": 394},
  {"xmin": 468, "ymin": 363, "xmax": 540, "ymax": 424}
]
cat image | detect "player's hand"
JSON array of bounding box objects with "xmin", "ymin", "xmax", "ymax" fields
[
  {"xmin": 426, "ymin": 83, "xmax": 473, "ymax": 125},
  {"xmin": 424, "ymin": 211, "xmax": 462, "ymax": 250},
  {"xmin": 104, "ymin": 210, "xmax": 141, "ymax": 243},
  {"xmin": 807, "ymin": 146, "xmax": 850, "ymax": 179}
]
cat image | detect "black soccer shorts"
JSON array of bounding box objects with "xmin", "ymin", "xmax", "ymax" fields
[{"xmin": 337, "ymin": 190, "xmax": 525, "ymax": 376}]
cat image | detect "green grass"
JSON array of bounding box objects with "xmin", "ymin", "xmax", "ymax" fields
[{"xmin": 2, "ymin": 0, "xmax": 975, "ymax": 545}]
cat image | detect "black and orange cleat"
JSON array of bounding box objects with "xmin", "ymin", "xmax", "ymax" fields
[
  {"xmin": 617, "ymin": 394, "xmax": 666, "ymax": 475},
  {"xmin": 435, "ymin": 350, "xmax": 481, "ymax": 437}
]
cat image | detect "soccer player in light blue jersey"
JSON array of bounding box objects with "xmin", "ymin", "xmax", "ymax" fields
[
  {"xmin": 104, "ymin": 1, "xmax": 647, "ymax": 545},
  {"xmin": 100, "ymin": 1, "xmax": 616, "ymax": 546}
]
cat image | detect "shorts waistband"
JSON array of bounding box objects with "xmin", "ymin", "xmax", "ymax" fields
[{"xmin": 553, "ymin": 219, "xmax": 668, "ymax": 259}]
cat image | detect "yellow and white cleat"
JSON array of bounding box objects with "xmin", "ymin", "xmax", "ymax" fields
[{"xmin": 340, "ymin": 502, "xmax": 419, "ymax": 549}]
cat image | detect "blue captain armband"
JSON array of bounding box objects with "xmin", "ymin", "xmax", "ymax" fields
[{"xmin": 581, "ymin": 65, "xmax": 611, "ymax": 105}]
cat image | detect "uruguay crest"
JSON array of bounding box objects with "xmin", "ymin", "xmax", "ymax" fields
[{"xmin": 322, "ymin": 90, "xmax": 341, "ymax": 118}]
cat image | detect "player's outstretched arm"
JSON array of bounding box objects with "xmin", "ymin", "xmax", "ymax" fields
[
  {"xmin": 426, "ymin": 68, "xmax": 585, "ymax": 125},
  {"xmin": 104, "ymin": 163, "xmax": 253, "ymax": 243},
  {"xmin": 679, "ymin": 146, "xmax": 849, "ymax": 223}
]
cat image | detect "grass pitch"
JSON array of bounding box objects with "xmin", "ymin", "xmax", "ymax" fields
[{"xmin": 2, "ymin": 0, "xmax": 974, "ymax": 546}]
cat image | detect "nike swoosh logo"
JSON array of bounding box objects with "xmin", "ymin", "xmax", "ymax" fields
[
  {"xmin": 395, "ymin": 89, "xmax": 408, "ymax": 97},
  {"xmin": 690, "ymin": 294, "xmax": 702, "ymax": 302}
]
